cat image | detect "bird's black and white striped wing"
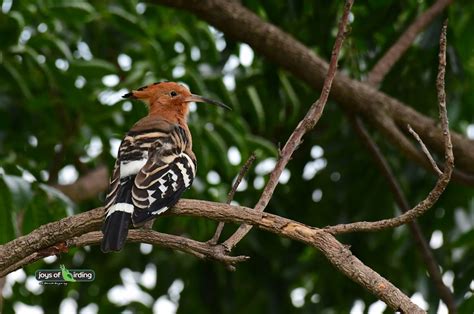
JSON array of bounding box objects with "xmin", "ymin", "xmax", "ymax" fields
[
  {"xmin": 104, "ymin": 159, "xmax": 120, "ymax": 211},
  {"xmin": 102, "ymin": 158, "xmax": 135, "ymax": 253},
  {"xmin": 131, "ymin": 126, "xmax": 196, "ymax": 226}
]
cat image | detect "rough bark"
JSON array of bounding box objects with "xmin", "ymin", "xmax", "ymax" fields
[{"xmin": 0, "ymin": 200, "xmax": 425, "ymax": 313}]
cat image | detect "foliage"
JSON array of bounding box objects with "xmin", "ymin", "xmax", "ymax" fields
[{"xmin": 1, "ymin": 0, "xmax": 473, "ymax": 313}]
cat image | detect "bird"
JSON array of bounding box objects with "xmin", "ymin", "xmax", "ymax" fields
[{"xmin": 101, "ymin": 81, "xmax": 230, "ymax": 253}]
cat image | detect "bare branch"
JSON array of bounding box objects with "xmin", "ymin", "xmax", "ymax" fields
[
  {"xmin": 0, "ymin": 200, "xmax": 424, "ymax": 312},
  {"xmin": 0, "ymin": 252, "xmax": 49, "ymax": 279},
  {"xmin": 71, "ymin": 231, "xmax": 250, "ymax": 271},
  {"xmin": 167, "ymin": 201, "xmax": 431, "ymax": 313},
  {"xmin": 153, "ymin": 0, "xmax": 474, "ymax": 179},
  {"xmin": 0, "ymin": 229, "xmax": 250, "ymax": 277},
  {"xmin": 0, "ymin": 208, "xmax": 103, "ymax": 274},
  {"xmin": 350, "ymin": 116, "xmax": 456, "ymax": 313},
  {"xmin": 325, "ymin": 21, "xmax": 453, "ymax": 235},
  {"xmin": 222, "ymin": 0, "xmax": 354, "ymax": 251},
  {"xmin": 370, "ymin": 108, "xmax": 473, "ymax": 184},
  {"xmin": 408, "ymin": 125, "xmax": 443, "ymax": 176},
  {"xmin": 208, "ymin": 153, "xmax": 256, "ymax": 245},
  {"xmin": 367, "ymin": 0, "xmax": 453, "ymax": 86}
]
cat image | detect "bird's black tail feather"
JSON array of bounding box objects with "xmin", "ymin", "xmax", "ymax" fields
[
  {"xmin": 101, "ymin": 211, "xmax": 131, "ymax": 252},
  {"xmin": 101, "ymin": 177, "xmax": 134, "ymax": 253}
]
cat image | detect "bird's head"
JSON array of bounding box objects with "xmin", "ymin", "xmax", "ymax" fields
[{"xmin": 122, "ymin": 82, "xmax": 230, "ymax": 119}]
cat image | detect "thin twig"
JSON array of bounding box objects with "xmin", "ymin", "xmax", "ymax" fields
[
  {"xmin": 208, "ymin": 153, "xmax": 256, "ymax": 245},
  {"xmin": 371, "ymin": 108, "xmax": 473, "ymax": 184},
  {"xmin": 70, "ymin": 231, "xmax": 250, "ymax": 271},
  {"xmin": 408, "ymin": 125, "xmax": 443, "ymax": 176},
  {"xmin": 222, "ymin": 0, "xmax": 354, "ymax": 251},
  {"xmin": 350, "ymin": 116, "xmax": 456, "ymax": 313},
  {"xmin": 326, "ymin": 20, "xmax": 453, "ymax": 235}
]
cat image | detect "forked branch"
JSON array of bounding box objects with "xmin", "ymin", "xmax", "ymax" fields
[
  {"xmin": 208, "ymin": 153, "xmax": 256, "ymax": 245},
  {"xmin": 222, "ymin": 0, "xmax": 354, "ymax": 251},
  {"xmin": 326, "ymin": 21, "xmax": 453, "ymax": 235}
]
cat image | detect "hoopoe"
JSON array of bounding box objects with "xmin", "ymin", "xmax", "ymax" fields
[{"xmin": 101, "ymin": 82, "xmax": 230, "ymax": 253}]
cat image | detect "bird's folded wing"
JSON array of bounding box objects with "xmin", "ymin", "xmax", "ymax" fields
[
  {"xmin": 131, "ymin": 126, "xmax": 196, "ymax": 226},
  {"xmin": 104, "ymin": 159, "xmax": 120, "ymax": 210}
]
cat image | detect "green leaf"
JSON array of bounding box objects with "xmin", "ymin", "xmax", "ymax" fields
[
  {"xmin": 8, "ymin": 11, "xmax": 25, "ymax": 30},
  {"xmin": 123, "ymin": 61, "xmax": 148, "ymax": 86},
  {"xmin": 203, "ymin": 128, "xmax": 231, "ymax": 179},
  {"xmin": 246, "ymin": 86, "xmax": 265, "ymax": 133},
  {"xmin": 188, "ymin": 123, "xmax": 209, "ymax": 174},
  {"xmin": 1, "ymin": 174, "xmax": 33, "ymax": 212},
  {"xmin": 49, "ymin": 1, "xmax": 95, "ymax": 14},
  {"xmin": 214, "ymin": 121, "xmax": 249, "ymax": 160},
  {"xmin": 48, "ymin": 1, "xmax": 96, "ymax": 23},
  {"xmin": 0, "ymin": 12, "xmax": 21, "ymax": 49},
  {"xmin": 196, "ymin": 23, "xmax": 221, "ymax": 63},
  {"xmin": 452, "ymin": 229, "xmax": 474, "ymax": 248},
  {"xmin": 245, "ymin": 134, "xmax": 278, "ymax": 158},
  {"xmin": 108, "ymin": 6, "xmax": 148, "ymax": 38},
  {"xmin": 22, "ymin": 184, "xmax": 72, "ymax": 234},
  {"xmin": 3, "ymin": 59, "xmax": 33, "ymax": 99},
  {"xmin": 147, "ymin": 40, "xmax": 166, "ymax": 67},
  {"xmin": 0, "ymin": 179, "xmax": 15, "ymax": 244},
  {"xmin": 175, "ymin": 26, "xmax": 196, "ymax": 47},
  {"xmin": 38, "ymin": 183, "xmax": 75, "ymax": 216},
  {"xmin": 69, "ymin": 59, "xmax": 117, "ymax": 77},
  {"xmin": 279, "ymin": 71, "xmax": 301, "ymax": 123},
  {"xmin": 459, "ymin": 295, "xmax": 474, "ymax": 314},
  {"xmin": 23, "ymin": 46, "xmax": 56, "ymax": 85},
  {"xmin": 42, "ymin": 33, "xmax": 73, "ymax": 60}
]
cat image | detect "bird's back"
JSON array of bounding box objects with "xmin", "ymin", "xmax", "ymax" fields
[{"xmin": 101, "ymin": 115, "xmax": 196, "ymax": 252}]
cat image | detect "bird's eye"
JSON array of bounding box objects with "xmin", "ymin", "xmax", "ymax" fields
[{"xmin": 170, "ymin": 91, "xmax": 177, "ymax": 97}]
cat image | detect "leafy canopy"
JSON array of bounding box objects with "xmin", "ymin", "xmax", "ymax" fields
[{"xmin": 1, "ymin": 0, "xmax": 473, "ymax": 313}]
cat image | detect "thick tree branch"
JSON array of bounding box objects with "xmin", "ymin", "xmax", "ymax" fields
[
  {"xmin": 222, "ymin": 0, "xmax": 353, "ymax": 252},
  {"xmin": 0, "ymin": 208, "xmax": 103, "ymax": 274},
  {"xmin": 326, "ymin": 21, "xmax": 453, "ymax": 235},
  {"xmin": 0, "ymin": 200, "xmax": 424, "ymax": 313},
  {"xmin": 151, "ymin": 0, "xmax": 474, "ymax": 181}
]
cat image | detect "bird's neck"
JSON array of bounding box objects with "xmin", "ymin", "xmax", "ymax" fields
[{"xmin": 148, "ymin": 103, "xmax": 189, "ymax": 127}]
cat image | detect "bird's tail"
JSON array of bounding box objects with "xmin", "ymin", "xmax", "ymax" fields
[
  {"xmin": 101, "ymin": 208, "xmax": 132, "ymax": 252},
  {"xmin": 101, "ymin": 178, "xmax": 134, "ymax": 253}
]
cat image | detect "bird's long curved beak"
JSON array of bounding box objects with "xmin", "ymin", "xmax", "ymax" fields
[{"xmin": 185, "ymin": 94, "xmax": 231, "ymax": 110}]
